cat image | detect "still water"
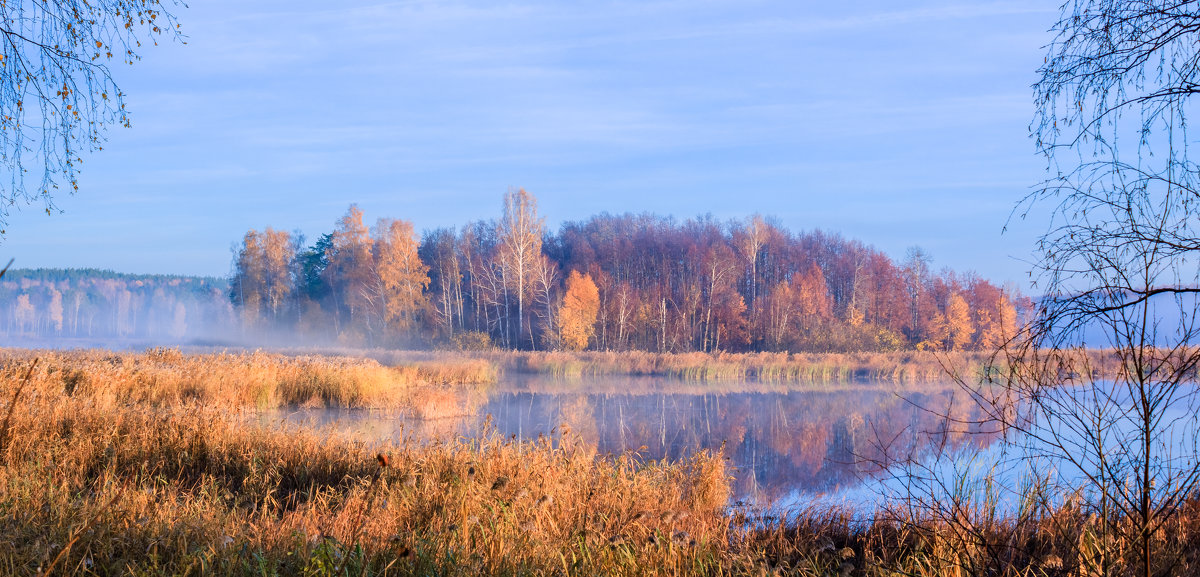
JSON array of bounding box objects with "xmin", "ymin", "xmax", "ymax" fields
[{"xmin": 268, "ymin": 374, "xmax": 999, "ymax": 504}]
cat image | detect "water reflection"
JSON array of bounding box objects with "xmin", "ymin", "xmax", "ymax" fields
[{"xmin": 268, "ymin": 375, "xmax": 999, "ymax": 503}]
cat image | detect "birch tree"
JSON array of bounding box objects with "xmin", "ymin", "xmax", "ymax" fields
[
  {"xmin": 496, "ymin": 188, "xmax": 544, "ymax": 349},
  {"xmin": 976, "ymin": 4, "xmax": 1200, "ymax": 574}
]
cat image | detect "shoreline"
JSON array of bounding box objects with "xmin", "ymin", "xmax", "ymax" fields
[{"xmin": 0, "ymin": 347, "xmax": 1195, "ymax": 574}]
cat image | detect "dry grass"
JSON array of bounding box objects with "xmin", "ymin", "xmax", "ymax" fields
[
  {"xmin": 735, "ymin": 491, "xmax": 1200, "ymax": 577},
  {"xmin": 330, "ymin": 347, "xmax": 1155, "ymax": 387},
  {"xmin": 392, "ymin": 357, "xmax": 498, "ymax": 386},
  {"xmin": 227, "ymin": 347, "xmax": 1002, "ymax": 385},
  {"xmin": 493, "ymin": 350, "xmax": 998, "ymax": 384},
  {"xmin": 0, "ymin": 354, "xmax": 734, "ymax": 576},
  {"xmin": 2, "ymin": 348, "xmax": 1198, "ymax": 575},
  {"xmin": 1, "ymin": 348, "xmax": 493, "ymax": 412}
]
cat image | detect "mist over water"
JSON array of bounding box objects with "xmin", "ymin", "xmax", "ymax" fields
[
  {"xmin": 4, "ymin": 267, "xmax": 1010, "ymax": 505},
  {"xmin": 0, "ymin": 268, "xmax": 241, "ymax": 349},
  {"xmin": 0, "ymin": 268, "xmax": 375, "ymax": 350}
]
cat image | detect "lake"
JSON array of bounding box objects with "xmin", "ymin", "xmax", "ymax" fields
[{"xmin": 264, "ymin": 374, "xmax": 1000, "ymax": 504}]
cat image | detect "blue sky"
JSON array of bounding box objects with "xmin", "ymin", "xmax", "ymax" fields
[{"xmin": 5, "ymin": 0, "xmax": 1053, "ymax": 285}]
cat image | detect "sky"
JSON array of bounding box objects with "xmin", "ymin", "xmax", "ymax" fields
[{"xmin": 4, "ymin": 0, "xmax": 1055, "ymax": 286}]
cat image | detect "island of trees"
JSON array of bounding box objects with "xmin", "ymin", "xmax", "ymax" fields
[{"xmin": 230, "ymin": 188, "xmax": 1024, "ymax": 353}]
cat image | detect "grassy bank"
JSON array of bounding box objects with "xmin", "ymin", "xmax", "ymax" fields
[
  {"xmin": 0, "ymin": 354, "xmax": 734, "ymax": 576},
  {"xmin": 377, "ymin": 348, "xmax": 1150, "ymax": 385},
  {"xmin": 1, "ymin": 348, "xmax": 494, "ymax": 411},
  {"xmin": 486, "ymin": 350, "xmax": 997, "ymax": 384},
  {"xmin": 15, "ymin": 346, "xmax": 1149, "ymax": 391},
  {"xmin": 187, "ymin": 347, "xmax": 1004, "ymax": 385},
  {"xmin": 1, "ymin": 351, "xmax": 1197, "ymax": 575}
]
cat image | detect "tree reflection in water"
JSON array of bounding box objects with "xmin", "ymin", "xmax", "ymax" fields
[{"xmin": 272, "ymin": 375, "xmax": 999, "ymax": 504}]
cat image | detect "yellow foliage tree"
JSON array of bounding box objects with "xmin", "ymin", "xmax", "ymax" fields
[
  {"xmin": 558, "ymin": 270, "xmax": 599, "ymax": 351},
  {"xmin": 920, "ymin": 311, "xmax": 949, "ymax": 351},
  {"xmin": 231, "ymin": 226, "xmax": 295, "ymax": 323},
  {"xmin": 326, "ymin": 205, "xmax": 374, "ymax": 335},
  {"xmin": 372, "ymin": 218, "xmax": 430, "ymax": 334},
  {"xmin": 976, "ymin": 293, "xmax": 1018, "ymax": 351},
  {"xmin": 794, "ymin": 262, "xmax": 833, "ymax": 326},
  {"xmin": 946, "ymin": 293, "xmax": 973, "ymax": 351},
  {"xmin": 260, "ymin": 228, "xmax": 294, "ymax": 321},
  {"xmin": 232, "ymin": 230, "xmax": 265, "ymax": 323},
  {"xmin": 846, "ymin": 305, "xmax": 865, "ymax": 328},
  {"xmin": 232, "ymin": 227, "xmax": 295, "ymax": 326}
]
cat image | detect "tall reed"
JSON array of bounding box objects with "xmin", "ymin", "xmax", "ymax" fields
[
  {"xmin": 0, "ymin": 356, "xmax": 732, "ymax": 575},
  {"xmin": 1, "ymin": 347, "xmax": 1194, "ymax": 575},
  {"xmin": 493, "ymin": 350, "xmax": 1002, "ymax": 384},
  {"xmin": 0, "ymin": 348, "xmax": 491, "ymax": 411}
]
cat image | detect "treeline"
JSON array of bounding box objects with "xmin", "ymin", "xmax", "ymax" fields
[
  {"xmin": 0, "ymin": 268, "xmax": 233, "ymax": 343},
  {"xmin": 232, "ymin": 189, "xmax": 1026, "ymax": 353}
]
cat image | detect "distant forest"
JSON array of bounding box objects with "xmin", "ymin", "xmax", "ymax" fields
[
  {"xmin": 0, "ymin": 190, "xmax": 1024, "ymax": 351},
  {"xmin": 0, "ymin": 269, "xmax": 233, "ymax": 344},
  {"xmin": 230, "ymin": 189, "xmax": 1028, "ymax": 353}
]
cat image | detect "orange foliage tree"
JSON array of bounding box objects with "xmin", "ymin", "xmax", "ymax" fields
[
  {"xmin": 223, "ymin": 196, "xmax": 1028, "ymax": 353},
  {"xmin": 558, "ymin": 270, "xmax": 600, "ymax": 351},
  {"xmin": 795, "ymin": 262, "xmax": 833, "ymax": 329},
  {"xmin": 974, "ymin": 292, "xmax": 1017, "ymax": 351},
  {"xmin": 325, "ymin": 205, "xmax": 375, "ymax": 339},
  {"xmin": 945, "ymin": 293, "xmax": 973, "ymax": 351},
  {"xmin": 231, "ymin": 228, "xmax": 294, "ymax": 326},
  {"xmin": 372, "ymin": 218, "xmax": 430, "ymax": 338}
]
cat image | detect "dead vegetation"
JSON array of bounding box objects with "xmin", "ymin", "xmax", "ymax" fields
[
  {"xmin": 491, "ymin": 349, "xmax": 999, "ymax": 383},
  {"xmin": 0, "ymin": 352, "xmax": 733, "ymax": 576},
  {"xmin": 1, "ymin": 347, "xmax": 491, "ymax": 411},
  {"xmin": 1, "ymin": 348, "xmax": 1197, "ymax": 575}
]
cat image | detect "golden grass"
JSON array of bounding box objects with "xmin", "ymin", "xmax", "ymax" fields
[
  {"xmin": 394, "ymin": 357, "xmax": 498, "ymax": 386},
  {"xmin": 344, "ymin": 346, "xmax": 1156, "ymax": 386},
  {"xmin": 0, "ymin": 355, "xmax": 735, "ymax": 576},
  {"xmin": 2, "ymin": 348, "xmax": 1197, "ymax": 575},
  {"xmin": 273, "ymin": 347, "xmax": 1005, "ymax": 385},
  {"xmin": 1, "ymin": 348, "xmax": 496, "ymax": 412},
  {"xmin": 492, "ymin": 350, "xmax": 998, "ymax": 384},
  {"xmin": 739, "ymin": 490, "xmax": 1200, "ymax": 577}
]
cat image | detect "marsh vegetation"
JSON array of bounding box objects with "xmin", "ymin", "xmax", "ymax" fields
[{"xmin": 1, "ymin": 348, "xmax": 1197, "ymax": 575}]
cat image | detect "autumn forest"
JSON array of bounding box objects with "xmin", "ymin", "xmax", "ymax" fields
[{"xmin": 229, "ymin": 188, "xmax": 1023, "ymax": 353}]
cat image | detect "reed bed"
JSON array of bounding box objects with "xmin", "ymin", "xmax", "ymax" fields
[
  {"xmin": 0, "ymin": 348, "xmax": 490, "ymax": 411},
  {"xmin": 738, "ymin": 492, "xmax": 1200, "ymax": 577},
  {"xmin": 0, "ymin": 356, "xmax": 733, "ymax": 576},
  {"xmin": 368, "ymin": 347, "xmax": 1149, "ymax": 386},
  {"xmin": 496, "ymin": 350, "xmax": 1000, "ymax": 384},
  {"xmin": 1, "ymin": 351, "xmax": 1199, "ymax": 575}
]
